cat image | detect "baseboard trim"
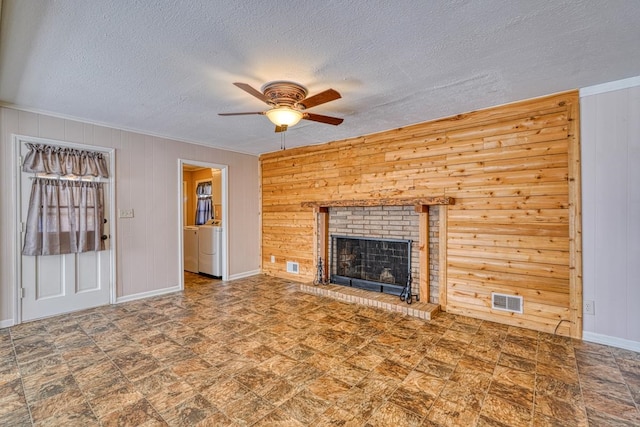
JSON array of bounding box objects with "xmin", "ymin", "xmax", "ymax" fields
[
  {"xmin": 583, "ymin": 331, "xmax": 640, "ymax": 352},
  {"xmin": 228, "ymin": 269, "xmax": 260, "ymax": 281},
  {"xmin": 116, "ymin": 285, "xmax": 181, "ymax": 304},
  {"xmin": 0, "ymin": 319, "xmax": 15, "ymax": 329}
]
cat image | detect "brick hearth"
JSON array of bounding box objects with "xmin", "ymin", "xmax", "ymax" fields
[{"xmin": 300, "ymin": 282, "xmax": 440, "ymax": 320}]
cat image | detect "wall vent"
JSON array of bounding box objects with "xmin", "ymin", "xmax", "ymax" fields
[
  {"xmin": 286, "ymin": 261, "xmax": 299, "ymax": 274},
  {"xmin": 491, "ymin": 292, "xmax": 523, "ymax": 314}
]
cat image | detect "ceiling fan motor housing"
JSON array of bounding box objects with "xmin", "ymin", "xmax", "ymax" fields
[{"xmin": 261, "ymin": 81, "xmax": 308, "ymax": 108}]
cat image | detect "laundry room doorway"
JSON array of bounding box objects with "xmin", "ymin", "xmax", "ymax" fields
[{"xmin": 178, "ymin": 159, "xmax": 228, "ymax": 288}]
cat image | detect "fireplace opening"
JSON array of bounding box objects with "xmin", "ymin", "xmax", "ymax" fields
[{"xmin": 330, "ymin": 235, "xmax": 411, "ymax": 296}]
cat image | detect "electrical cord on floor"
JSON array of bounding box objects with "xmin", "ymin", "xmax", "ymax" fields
[{"xmin": 554, "ymin": 318, "xmax": 573, "ymax": 334}]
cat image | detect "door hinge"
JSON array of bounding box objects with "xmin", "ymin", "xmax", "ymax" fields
[
  {"xmin": 18, "ymin": 155, "xmax": 23, "ymax": 167},
  {"xmin": 20, "ymin": 288, "xmax": 25, "ymax": 299}
]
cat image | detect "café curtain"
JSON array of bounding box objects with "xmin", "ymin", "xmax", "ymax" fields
[{"xmin": 22, "ymin": 179, "xmax": 105, "ymax": 256}]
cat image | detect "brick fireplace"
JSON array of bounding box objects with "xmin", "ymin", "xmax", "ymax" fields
[
  {"xmin": 331, "ymin": 233, "xmax": 412, "ymax": 296},
  {"xmin": 304, "ymin": 197, "xmax": 453, "ymax": 305},
  {"xmin": 328, "ymin": 206, "xmax": 438, "ymax": 301}
]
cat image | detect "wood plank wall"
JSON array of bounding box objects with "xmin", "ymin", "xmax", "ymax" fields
[{"xmin": 260, "ymin": 91, "xmax": 581, "ymax": 338}]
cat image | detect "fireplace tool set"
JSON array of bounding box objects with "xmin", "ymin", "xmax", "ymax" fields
[
  {"xmin": 399, "ymin": 269, "xmax": 419, "ymax": 304},
  {"xmin": 313, "ymin": 256, "xmax": 328, "ymax": 285}
]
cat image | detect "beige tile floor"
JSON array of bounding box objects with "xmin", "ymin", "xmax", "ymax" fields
[{"xmin": 1, "ymin": 273, "xmax": 639, "ymax": 426}]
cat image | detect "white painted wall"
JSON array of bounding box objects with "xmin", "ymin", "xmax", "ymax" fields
[
  {"xmin": 580, "ymin": 76, "xmax": 640, "ymax": 351},
  {"xmin": 0, "ymin": 107, "xmax": 260, "ymax": 326}
]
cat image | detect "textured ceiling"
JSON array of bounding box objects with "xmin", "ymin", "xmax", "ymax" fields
[{"xmin": 0, "ymin": 1, "xmax": 639, "ymax": 155}]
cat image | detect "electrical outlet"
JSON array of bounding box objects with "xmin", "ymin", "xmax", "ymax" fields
[
  {"xmin": 584, "ymin": 300, "xmax": 595, "ymax": 315},
  {"xmin": 270, "ymin": 255, "xmax": 275, "ymax": 263},
  {"xmin": 286, "ymin": 261, "xmax": 299, "ymax": 274},
  {"xmin": 118, "ymin": 209, "xmax": 134, "ymax": 218}
]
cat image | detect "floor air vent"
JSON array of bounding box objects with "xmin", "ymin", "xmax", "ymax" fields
[{"xmin": 491, "ymin": 292, "xmax": 523, "ymax": 314}]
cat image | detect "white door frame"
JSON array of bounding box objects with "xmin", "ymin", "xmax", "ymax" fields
[
  {"xmin": 178, "ymin": 159, "xmax": 229, "ymax": 288},
  {"xmin": 12, "ymin": 134, "xmax": 117, "ymax": 325}
]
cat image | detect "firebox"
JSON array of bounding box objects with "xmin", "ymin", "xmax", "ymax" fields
[{"xmin": 330, "ymin": 235, "xmax": 411, "ymax": 296}]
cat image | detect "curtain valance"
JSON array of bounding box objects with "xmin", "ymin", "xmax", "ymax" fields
[{"xmin": 22, "ymin": 143, "xmax": 109, "ymax": 177}]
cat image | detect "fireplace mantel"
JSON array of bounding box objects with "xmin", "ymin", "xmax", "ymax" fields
[{"xmin": 301, "ymin": 196, "xmax": 454, "ymax": 210}]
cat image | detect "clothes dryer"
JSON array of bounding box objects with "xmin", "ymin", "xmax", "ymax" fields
[
  {"xmin": 183, "ymin": 226, "xmax": 199, "ymax": 273},
  {"xmin": 198, "ymin": 225, "xmax": 222, "ymax": 277}
]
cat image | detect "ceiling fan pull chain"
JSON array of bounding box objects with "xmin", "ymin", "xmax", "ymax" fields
[{"xmin": 281, "ymin": 132, "xmax": 286, "ymax": 150}]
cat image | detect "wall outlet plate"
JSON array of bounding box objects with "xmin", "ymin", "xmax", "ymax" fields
[
  {"xmin": 286, "ymin": 261, "xmax": 299, "ymax": 274},
  {"xmin": 584, "ymin": 300, "xmax": 595, "ymax": 315},
  {"xmin": 118, "ymin": 209, "xmax": 134, "ymax": 218}
]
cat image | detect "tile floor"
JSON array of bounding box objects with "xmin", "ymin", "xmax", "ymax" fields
[{"xmin": 1, "ymin": 273, "xmax": 639, "ymax": 426}]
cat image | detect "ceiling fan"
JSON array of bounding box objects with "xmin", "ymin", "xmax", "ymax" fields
[{"xmin": 219, "ymin": 81, "xmax": 344, "ymax": 132}]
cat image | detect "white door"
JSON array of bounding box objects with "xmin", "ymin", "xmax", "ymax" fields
[{"xmin": 18, "ymin": 140, "xmax": 112, "ymax": 322}]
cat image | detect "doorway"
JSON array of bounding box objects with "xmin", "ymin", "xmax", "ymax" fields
[{"xmin": 178, "ymin": 159, "xmax": 228, "ymax": 288}]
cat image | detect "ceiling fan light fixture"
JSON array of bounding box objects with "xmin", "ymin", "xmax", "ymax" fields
[{"xmin": 265, "ymin": 107, "xmax": 303, "ymax": 127}]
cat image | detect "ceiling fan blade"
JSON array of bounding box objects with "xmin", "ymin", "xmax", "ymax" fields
[
  {"xmin": 233, "ymin": 82, "xmax": 272, "ymax": 104},
  {"xmin": 299, "ymin": 89, "xmax": 341, "ymax": 109},
  {"xmin": 218, "ymin": 112, "xmax": 265, "ymax": 116},
  {"xmin": 303, "ymin": 112, "xmax": 344, "ymax": 125},
  {"xmin": 275, "ymin": 124, "xmax": 288, "ymax": 133}
]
